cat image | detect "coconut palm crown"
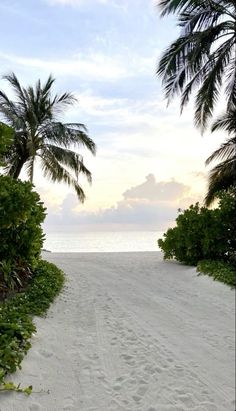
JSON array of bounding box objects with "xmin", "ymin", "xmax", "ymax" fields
[
  {"xmin": 157, "ymin": 0, "xmax": 236, "ymax": 131},
  {"xmin": 0, "ymin": 73, "xmax": 96, "ymax": 202},
  {"xmin": 205, "ymin": 102, "xmax": 236, "ymax": 205}
]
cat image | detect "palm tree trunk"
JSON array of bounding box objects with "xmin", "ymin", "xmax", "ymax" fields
[
  {"xmin": 11, "ymin": 158, "xmax": 26, "ymax": 179},
  {"xmin": 30, "ymin": 158, "xmax": 34, "ymax": 183}
]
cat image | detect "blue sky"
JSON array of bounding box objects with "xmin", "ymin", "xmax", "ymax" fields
[{"xmin": 0, "ymin": 0, "xmax": 223, "ymax": 231}]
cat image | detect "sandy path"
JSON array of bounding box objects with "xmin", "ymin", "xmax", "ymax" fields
[{"xmin": 0, "ymin": 252, "xmax": 235, "ymax": 411}]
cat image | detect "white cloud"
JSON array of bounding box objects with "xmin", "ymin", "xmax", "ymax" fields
[
  {"xmin": 71, "ymin": 91, "xmax": 223, "ymax": 181},
  {"xmin": 0, "ymin": 51, "xmax": 127, "ymax": 81},
  {"xmin": 43, "ymin": 174, "xmax": 202, "ymax": 231},
  {"xmin": 45, "ymin": 0, "xmax": 129, "ymax": 10},
  {"xmin": 0, "ymin": 49, "xmax": 156, "ymax": 82},
  {"xmin": 72, "ymin": 91, "xmax": 200, "ymax": 135},
  {"xmin": 30, "ymin": 88, "xmax": 221, "ymax": 213},
  {"xmin": 123, "ymin": 174, "xmax": 189, "ymax": 201},
  {"xmin": 45, "ymin": 0, "xmax": 156, "ymax": 10}
]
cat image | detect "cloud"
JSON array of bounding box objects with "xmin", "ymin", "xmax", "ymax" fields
[
  {"xmin": 46, "ymin": 0, "xmax": 103, "ymax": 4},
  {"xmin": 43, "ymin": 174, "xmax": 202, "ymax": 231},
  {"xmin": 45, "ymin": 0, "xmax": 129, "ymax": 10},
  {"xmin": 45, "ymin": 0, "xmax": 155, "ymax": 10},
  {"xmin": 123, "ymin": 174, "xmax": 189, "ymax": 201},
  {"xmin": 0, "ymin": 49, "xmax": 156, "ymax": 83},
  {"xmin": 0, "ymin": 51, "xmax": 127, "ymax": 81}
]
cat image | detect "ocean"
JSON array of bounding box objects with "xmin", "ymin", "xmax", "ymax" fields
[{"xmin": 43, "ymin": 231, "xmax": 164, "ymax": 253}]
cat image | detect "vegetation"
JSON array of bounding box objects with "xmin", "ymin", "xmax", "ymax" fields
[
  {"xmin": 197, "ymin": 260, "xmax": 236, "ymax": 287},
  {"xmin": 205, "ymin": 104, "xmax": 236, "ymax": 205},
  {"xmin": 157, "ymin": 1, "xmax": 236, "ymax": 205},
  {"xmin": 158, "ymin": 191, "xmax": 236, "ymax": 285},
  {"xmin": 0, "ymin": 73, "xmax": 94, "ymax": 393},
  {"xmin": 0, "ymin": 176, "xmax": 46, "ymax": 298},
  {"xmin": 0, "ymin": 122, "xmax": 13, "ymax": 166},
  {"xmin": 0, "ymin": 73, "xmax": 96, "ymax": 201},
  {"xmin": 0, "ymin": 74, "xmax": 87, "ymax": 393},
  {"xmin": 157, "ymin": 1, "xmax": 236, "ymax": 284},
  {"xmin": 157, "ymin": 0, "xmax": 236, "ymax": 131},
  {"xmin": 0, "ymin": 259, "xmax": 65, "ymax": 393}
]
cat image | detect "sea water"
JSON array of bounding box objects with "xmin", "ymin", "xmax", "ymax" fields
[{"xmin": 43, "ymin": 231, "xmax": 164, "ymax": 253}]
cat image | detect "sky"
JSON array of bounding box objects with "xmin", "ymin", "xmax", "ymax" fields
[{"xmin": 0, "ymin": 0, "xmax": 224, "ymax": 232}]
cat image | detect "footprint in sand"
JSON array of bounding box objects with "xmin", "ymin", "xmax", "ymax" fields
[
  {"xmin": 121, "ymin": 354, "xmax": 133, "ymax": 361},
  {"xmin": 38, "ymin": 349, "xmax": 53, "ymax": 358},
  {"xmin": 132, "ymin": 394, "xmax": 141, "ymax": 402},
  {"xmin": 113, "ymin": 384, "xmax": 122, "ymax": 391},
  {"xmin": 63, "ymin": 397, "xmax": 75, "ymax": 411},
  {"xmin": 29, "ymin": 404, "xmax": 41, "ymax": 411},
  {"xmin": 137, "ymin": 385, "xmax": 148, "ymax": 396},
  {"xmin": 116, "ymin": 376, "xmax": 124, "ymax": 382}
]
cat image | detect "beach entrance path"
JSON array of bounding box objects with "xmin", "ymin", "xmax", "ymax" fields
[{"xmin": 0, "ymin": 252, "xmax": 235, "ymax": 411}]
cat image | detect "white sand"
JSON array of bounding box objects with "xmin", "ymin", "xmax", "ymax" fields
[{"xmin": 0, "ymin": 252, "xmax": 235, "ymax": 411}]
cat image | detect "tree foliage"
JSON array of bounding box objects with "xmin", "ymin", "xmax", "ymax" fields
[
  {"xmin": 205, "ymin": 103, "xmax": 236, "ymax": 205},
  {"xmin": 157, "ymin": 0, "xmax": 236, "ymax": 130},
  {"xmin": 0, "ymin": 122, "xmax": 13, "ymax": 166},
  {"xmin": 0, "ymin": 176, "xmax": 46, "ymax": 294},
  {"xmin": 197, "ymin": 260, "xmax": 236, "ymax": 287},
  {"xmin": 0, "ymin": 73, "xmax": 96, "ymax": 201},
  {"xmin": 158, "ymin": 191, "xmax": 236, "ymax": 266}
]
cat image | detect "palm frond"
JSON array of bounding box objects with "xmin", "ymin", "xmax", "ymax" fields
[
  {"xmin": 2, "ymin": 73, "xmax": 28, "ymax": 112},
  {"xmin": 157, "ymin": 0, "xmax": 236, "ymax": 129},
  {"xmin": 205, "ymin": 156, "xmax": 236, "ymax": 205},
  {"xmin": 0, "ymin": 90, "xmax": 23, "ymax": 123},
  {"xmin": 206, "ymin": 137, "xmax": 236, "ymax": 165},
  {"xmin": 211, "ymin": 104, "xmax": 236, "ymax": 134},
  {"xmin": 225, "ymin": 59, "xmax": 236, "ymax": 106},
  {"xmin": 41, "ymin": 122, "xmax": 96, "ymax": 154},
  {"xmin": 41, "ymin": 74, "xmax": 55, "ymax": 99},
  {"xmin": 158, "ymin": 0, "xmax": 205, "ymax": 17},
  {"xmin": 194, "ymin": 39, "xmax": 233, "ymax": 129},
  {"xmin": 50, "ymin": 91, "xmax": 77, "ymax": 117},
  {"xmin": 205, "ymin": 99, "xmax": 236, "ymax": 204},
  {"xmin": 44, "ymin": 144, "xmax": 92, "ymax": 183},
  {"xmin": 40, "ymin": 149, "xmax": 86, "ymax": 202},
  {"xmin": 0, "ymin": 73, "xmax": 95, "ymax": 197},
  {"xmin": 25, "ymin": 156, "xmax": 35, "ymax": 182},
  {"xmin": 159, "ymin": 0, "xmax": 234, "ymax": 20}
]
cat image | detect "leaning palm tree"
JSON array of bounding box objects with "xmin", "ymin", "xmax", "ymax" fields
[
  {"xmin": 157, "ymin": 0, "xmax": 236, "ymax": 131},
  {"xmin": 0, "ymin": 73, "xmax": 96, "ymax": 202},
  {"xmin": 205, "ymin": 102, "xmax": 236, "ymax": 205}
]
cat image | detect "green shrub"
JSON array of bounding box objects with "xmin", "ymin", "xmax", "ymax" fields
[
  {"xmin": 0, "ymin": 176, "xmax": 46, "ymax": 292},
  {"xmin": 158, "ymin": 192, "xmax": 236, "ymax": 266},
  {"xmin": 0, "ymin": 260, "xmax": 65, "ymax": 390},
  {"xmin": 0, "ymin": 123, "xmax": 13, "ymax": 166},
  {"xmin": 197, "ymin": 260, "xmax": 236, "ymax": 287},
  {"xmin": 216, "ymin": 190, "xmax": 236, "ymax": 263}
]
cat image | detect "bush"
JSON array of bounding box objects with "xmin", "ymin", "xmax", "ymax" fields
[
  {"xmin": 158, "ymin": 192, "xmax": 236, "ymax": 266},
  {"xmin": 0, "ymin": 123, "xmax": 13, "ymax": 166},
  {"xmin": 0, "ymin": 260, "xmax": 65, "ymax": 390},
  {"xmin": 217, "ymin": 190, "xmax": 236, "ymax": 264},
  {"xmin": 197, "ymin": 260, "xmax": 236, "ymax": 287},
  {"xmin": 0, "ymin": 176, "xmax": 46, "ymax": 293}
]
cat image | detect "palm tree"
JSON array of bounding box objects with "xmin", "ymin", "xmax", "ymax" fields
[
  {"xmin": 205, "ymin": 102, "xmax": 236, "ymax": 205},
  {"xmin": 157, "ymin": 0, "xmax": 236, "ymax": 131},
  {"xmin": 0, "ymin": 73, "xmax": 96, "ymax": 202}
]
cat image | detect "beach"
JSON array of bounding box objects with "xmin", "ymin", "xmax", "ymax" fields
[{"xmin": 0, "ymin": 252, "xmax": 235, "ymax": 411}]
